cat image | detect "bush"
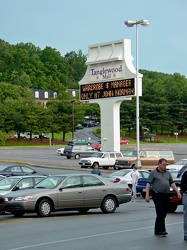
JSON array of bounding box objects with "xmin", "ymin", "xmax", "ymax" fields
[{"xmin": 0, "ymin": 131, "xmax": 9, "ymax": 146}]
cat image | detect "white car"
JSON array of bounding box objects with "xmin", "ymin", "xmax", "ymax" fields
[
  {"xmin": 107, "ymin": 169, "xmax": 150, "ymax": 188},
  {"xmin": 166, "ymin": 159, "xmax": 187, "ymax": 170},
  {"xmin": 56, "ymin": 148, "xmax": 65, "ymax": 156}
]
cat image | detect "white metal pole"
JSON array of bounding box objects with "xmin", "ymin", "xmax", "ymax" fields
[{"xmin": 135, "ymin": 23, "xmax": 141, "ymax": 167}]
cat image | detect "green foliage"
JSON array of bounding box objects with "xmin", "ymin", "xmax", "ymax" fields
[
  {"xmin": 0, "ymin": 39, "xmax": 187, "ymax": 142},
  {"xmin": 0, "ymin": 131, "xmax": 9, "ymax": 145}
]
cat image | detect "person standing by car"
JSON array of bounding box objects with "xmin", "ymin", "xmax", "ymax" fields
[
  {"xmin": 91, "ymin": 164, "xmax": 101, "ymax": 176},
  {"xmin": 181, "ymin": 170, "xmax": 187, "ymax": 241},
  {"xmin": 131, "ymin": 166, "xmax": 139, "ymax": 197},
  {"xmin": 145, "ymin": 158, "xmax": 181, "ymax": 236}
]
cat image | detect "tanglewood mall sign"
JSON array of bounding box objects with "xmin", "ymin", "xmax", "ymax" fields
[{"xmin": 80, "ymin": 78, "xmax": 135, "ymax": 100}]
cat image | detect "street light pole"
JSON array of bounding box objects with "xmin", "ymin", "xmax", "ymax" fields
[
  {"xmin": 124, "ymin": 19, "xmax": 149, "ymax": 168},
  {"xmin": 72, "ymin": 100, "xmax": 75, "ymax": 140}
]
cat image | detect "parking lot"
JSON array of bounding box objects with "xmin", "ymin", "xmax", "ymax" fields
[{"xmin": 0, "ymin": 145, "xmax": 187, "ymax": 249}]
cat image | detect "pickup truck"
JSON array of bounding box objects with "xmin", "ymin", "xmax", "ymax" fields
[
  {"xmin": 14, "ymin": 132, "xmax": 39, "ymax": 139},
  {"xmin": 79, "ymin": 151, "xmax": 123, "ymax": 170}
]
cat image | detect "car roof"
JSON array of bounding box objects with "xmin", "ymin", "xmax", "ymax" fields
[{"xmin": 1, "ymin": 175, "xmax": 46, "ymax": 179}]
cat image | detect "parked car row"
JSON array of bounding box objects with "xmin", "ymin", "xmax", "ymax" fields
[
  {"xmin": 14, "ymin": 132, "xmax": 49, "ymax": 139},
  {"xmin": 93, "ymin": 139, "xmax": 130, "ymax": 151},
  {"xmin": 0, "ymin": 173, "xmax": 132, "ymax": 217}
]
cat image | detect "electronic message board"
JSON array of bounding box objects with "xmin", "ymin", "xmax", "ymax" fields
[{"xmin": 80, "ymin": 78, "xmax": 135, "ymax": 100}]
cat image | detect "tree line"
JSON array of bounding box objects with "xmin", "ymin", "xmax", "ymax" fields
[{"xmin": 0, "ymin": 39, "xmax": 187, "ymax": 145}]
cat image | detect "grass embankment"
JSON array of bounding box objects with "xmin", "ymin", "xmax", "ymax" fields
[{"xmin": 5, "ymin": 133, "xmax": 187, "ymax": 147}]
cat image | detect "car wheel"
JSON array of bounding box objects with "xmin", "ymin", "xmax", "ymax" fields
[
  {"xmin": 167, "ymin": 203, "xmax": 178, "ymax": 213},
  {"xmin": 12, "ymin": 211, "xmax": 25, "ymax": 217},
  {"xmin": 67, "ymin": 156, "xmax": 71, "ymax": 159},
  {"xmin": 103, "ymin": 166, "xmax": 109, "ymax": 170},
  {"xmin": 113, "ymin": 165, "xmax": 118, "ymax": 170},
  {"xmin": 141, "ymin": 191, "xmax": 146, "ymax": 198},
  {"xmin": 78, "ymin": 208, "xmax": 89, "ymax": 214},
  {"xmin": 37, "ymin": 199, "xmax": 52, "ymax": 217},
  {"xmin": 75, "ymin": 154, "xmax": 80, "ymax": 159},
  {"xmin": 101, "ymin": 196, "xmax": 117, "ymax": 213}
]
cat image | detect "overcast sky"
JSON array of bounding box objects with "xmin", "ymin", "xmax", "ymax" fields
[{"xmin": 1, "ymin": 0, "xmax": 187, "ymax": 77}]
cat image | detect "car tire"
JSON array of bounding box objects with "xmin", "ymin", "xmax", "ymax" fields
[
  {"xmin": 103, "ymin": 166, "xmax": 109, "ymax": 170},
  {"xmin": 37, "ymin": 199, "xmax": 52, "ymax": 217},
  {"xmin": 78, "ymin": 208, "xmax": 89, "ymax": 214},
  {"xmin": 101, "ymin": 196, "xmax": 117, "ymax": 213},
  {"xmin": 113, "ymin": 165, "xmax": 118, "ymax": 170},
  {"xmin": 12, "ymin": 211, "xmax": 25, "ymax": 217},
  {"xmin": 75, "ymin": 154, "xmax": 80, "ymax": 159},
  {"xmin": 67, "ymin": 156, "xmax": 71, "ymax": 159},
  {"xmin": 167, "ymin": 203, "xmax": 178, "ymax": 213}
]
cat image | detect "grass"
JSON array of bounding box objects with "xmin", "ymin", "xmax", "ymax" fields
[{"xmin": 4, "ymin": 130, "xmax": 187, "ymax": 147}]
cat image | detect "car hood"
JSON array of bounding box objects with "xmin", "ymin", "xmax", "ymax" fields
[{"xmin": 5, "ymin": 188, "xmax": 55, "ymax": 198}]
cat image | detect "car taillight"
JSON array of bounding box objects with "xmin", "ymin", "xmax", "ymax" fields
[
  {"xmin": 114, "ymin": 178, "xmax": 121, "ymax": 183},
  {"xmin": 172, "ymin": 195, "xmax": 181, "ymax": 201}
]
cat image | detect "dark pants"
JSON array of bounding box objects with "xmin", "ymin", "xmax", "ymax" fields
[{"xmin": 152, "ymin": 191, "xmax": 169, "ymax": 234}]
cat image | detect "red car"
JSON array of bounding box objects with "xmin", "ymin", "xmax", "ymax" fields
[
  {"xmin": 94, "ymin": 139, "xmax": 130, "ymax": 151},
  {"xmin": 94, "ymin": 143, "xmax": 101, "ymax": 151},
  {"xmin": 120, "ymin": 139, "xmax": 130, "ymax": 145}
]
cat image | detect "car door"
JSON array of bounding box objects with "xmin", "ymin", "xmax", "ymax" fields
[
  {"xmin": 57, "ymin": 176, "xmax": 84, "ymax": 208},
  {"xmin": 82, "ymin": 175, "xmax": 106, "ymax": 207}
]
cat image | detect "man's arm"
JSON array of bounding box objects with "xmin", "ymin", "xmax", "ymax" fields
[
  {"xmin": 170, "ymin": 182, "xmax": 182, "ymax": 199},
  {"xmin": 145, "ymin": 182, "xmax": 151, "ymax": 203}
]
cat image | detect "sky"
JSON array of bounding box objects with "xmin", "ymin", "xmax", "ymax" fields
[{"xmin": 1, "ymin": 0, "xmax": 187, "ymax": 77}]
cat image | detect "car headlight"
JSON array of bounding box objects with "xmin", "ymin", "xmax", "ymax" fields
[{"xmin": 14, "ymin": 196, "xmax": 33, "ymax": 201}]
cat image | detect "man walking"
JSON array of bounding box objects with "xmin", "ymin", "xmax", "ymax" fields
[
  {"xmin": 131, "ymin": 166, "xmax": 139, "ymax": 197},
  {"xmin": 145, "ymin": 158, "xmax": 181, "ymax": 236}
]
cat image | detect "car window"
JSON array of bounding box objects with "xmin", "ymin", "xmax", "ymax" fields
[
  {"xmin": 140, "ymin": 151, "xmax": 146, "ymax": 157},
  {"xmin": 110, "ymin": 153, "xmax": 115, "ymax": 158},
  {"xmin": 159, "ymin": 151, "xmax": 173, "ymax": 158},
  {"xmin": 83, "ymin": 176, "xmax": 105, "ymax": 187},
  {"xmin": 16, "ymin": 177, "xmax": 34, "ymax": 189},
  {"xmin": 141, "ymin": 171, "xmax": 150, "ymax": 178},
  {"xmin": 62, "ymin": 176, "xmax": 82, "ymax": 188},
  {"xmin": 116, "ymin": 153, "xmax": 122, "ymax": 157},
  {"xmin": 35, "ymin": 176, "xmax": 65, "ymax": 189},
  {"xmin": 21, "ymin": 166, "xmax": 35, "ymax": 173},
  {"xmin": 10, "ymin": 166, "xmax": 22, "ymax": 172}
]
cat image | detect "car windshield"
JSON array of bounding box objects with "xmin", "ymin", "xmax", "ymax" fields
[
  {"xmin": 34, "ymin": 176, "xmax": 66, "ymax": 189},
  {"xmin": 90, "ymin": 152, "xmax": 103, "ymax": 158},
  {"xmin": 175, "ymin": 159, "xmax": 187, "ymax": 165},
  {"xmin": 0, "ymin": 165, "xmax": 9, "ymax": 171},
  {"xmin": 169, "ymin": 171, "xmax": 179, "ymax": 179},
  {"xmin": 0, "ymin": 177, "xmax": 20, "ymax": 191},
  {"xmin": 123, "ymin": 151, "xmax": 137, "ymax": 157},
  {"xmin": 110, "ymin": 169, "xmax": 131, "ymax": 177}
]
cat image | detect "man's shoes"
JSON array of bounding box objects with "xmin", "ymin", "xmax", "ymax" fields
[{"xmin": 155, "ymin": 231, "xmax": 168, "ymax": 237}]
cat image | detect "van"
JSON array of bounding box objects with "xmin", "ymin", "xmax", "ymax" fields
[
  {"xmin": 63, "ymin": 145, "xmax": 95, "ymax": 159},
  {"xmin": 115, "ymin": 149, "xmax": 174, "ymax": 170}
]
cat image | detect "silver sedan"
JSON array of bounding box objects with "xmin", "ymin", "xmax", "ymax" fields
[{"xmin": 4, "ymin": 174, "xmax": 132, "ymax": 217}]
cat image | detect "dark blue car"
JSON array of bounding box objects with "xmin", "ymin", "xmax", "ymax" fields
[{"xmin": 136, "ymin": 169, "xmax": 183, "ymax": 212}]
